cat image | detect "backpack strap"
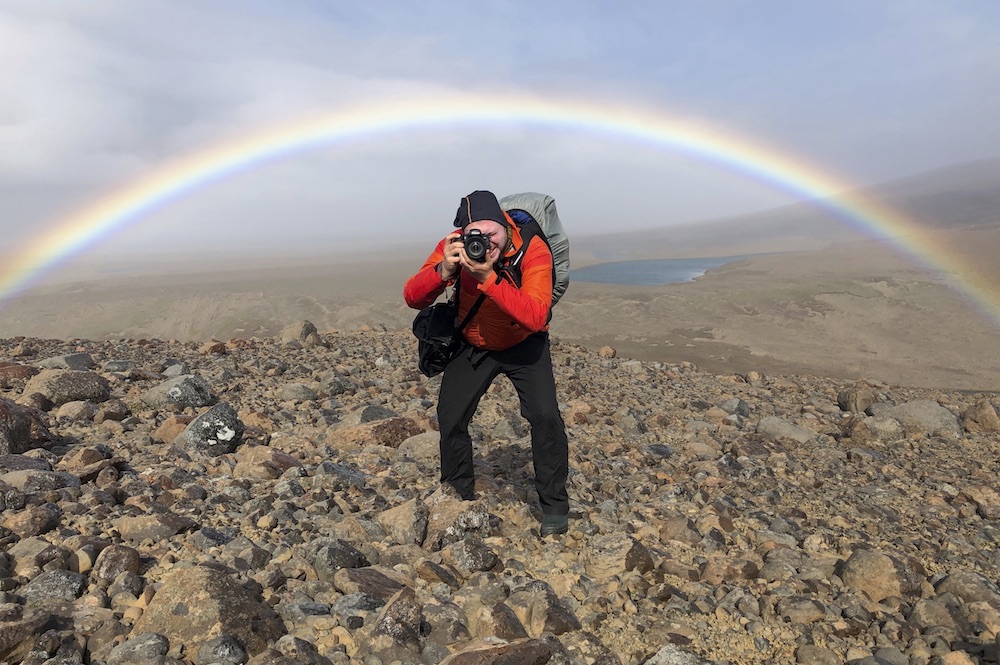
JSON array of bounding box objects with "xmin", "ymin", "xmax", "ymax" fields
[{"xmin": 494, "ymin": 213, "xmax": 554, "ymax": 323}]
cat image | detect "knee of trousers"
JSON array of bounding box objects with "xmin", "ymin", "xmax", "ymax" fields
[{"xmin": 527, "ymin": 406, "xmax": 565, "ymax": 430}]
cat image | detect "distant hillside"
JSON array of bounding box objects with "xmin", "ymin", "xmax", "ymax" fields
[{"xmin": 574, "ymin": 156, "xmax": 1000, "ymax": 262}]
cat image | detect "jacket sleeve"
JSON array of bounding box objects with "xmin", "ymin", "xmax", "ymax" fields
[
  {"xmin": 403, "ymin": 238, "xmax": 452, "ymax": 309},
  {"xmin": 478, "ymin": 239, "xmax": 552, "ymax": 332}
]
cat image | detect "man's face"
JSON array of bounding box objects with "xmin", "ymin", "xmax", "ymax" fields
[{"xmin": 464, "ymin": 220, "xmax": 508, "ymax": 253}]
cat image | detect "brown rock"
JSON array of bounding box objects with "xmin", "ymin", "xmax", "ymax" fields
[
  {"xmin": 598, "ymin": 346, "xmax": 616, "ymax": 358},
  {"xmin": 440, "ymin": 638, "xmax": 553, "ymax": 665},
  {"xmin": 840, "ymin": 549, "xmax": 924, "ymax": 603},
  {"xmin": 233, "ymin": 445, "xmax": 301, "ymax": 480},
  {"xmin": 132, "ymin": 566, "xmax": 284, "ymax": 656},
  {"xmin": 0, "ymin": 365, "xmax": 40, "ymax": 380},
  {"xmin": 838, "ymin": 384, "xmax": 877, "ymax": 413},
  {"xmin": 333, "ymin": 566, "xmax": 412, "ymax": 602},
  {"xmin": 377, "ymin": 499, "xmax": 429, "ymax": 546},
  {"xmin": 152, "ymin": 415, "xmax": 194, "ymax": 444},
  {"xmin": 0, "ymin": 398, "xmax": 56, "ymax": 455},
  {"xmin": 328, "ymin": 417, "xmax": 423, "ymax": 450},
  {"xmin": 200, "ymin": 340, "xmax": 227, "ymax": 355},
  {"xmin": 962, "ymin": 399, "xmax": 1000, "ymax": 434},
  {"xmin": 4, "ymin": 504, "xmax": 61, "ymax": 538},
  {"xmin": 0, "ymin": 606, "xmax": 51, "ymax": 663},
  {"xmin": 113, "ymin": 512, "xmax": 197, "ymax": 543},
  {"xmin": 583, "ymin": 533, "xmax": 654, "ymax": 579},
  {"xmin": 506, "ymin": 583, "xmax": 581, "ymax": 638}
]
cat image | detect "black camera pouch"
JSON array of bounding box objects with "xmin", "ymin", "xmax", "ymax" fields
[{"xmin": 412, "ymin": 277, "xmax": 486, "ymax": 377}]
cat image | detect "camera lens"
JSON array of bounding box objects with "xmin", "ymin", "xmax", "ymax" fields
[{"xmin": 463, "ymin": 231, "xmax": 488, "ymax": 263}]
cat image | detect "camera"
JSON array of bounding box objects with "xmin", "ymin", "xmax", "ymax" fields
[{"xmin": 461, "ymin": 229, "xmax": 490, "ymax": 263}]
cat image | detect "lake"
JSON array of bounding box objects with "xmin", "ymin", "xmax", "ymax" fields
[{"xmin": 570, "ymin": 254, "xmax": 762, "ymax": 286}]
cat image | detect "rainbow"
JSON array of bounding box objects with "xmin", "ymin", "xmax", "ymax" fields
[{"xmin": 3, "ymin": 90, "xmax": 998, "ymax": 326}]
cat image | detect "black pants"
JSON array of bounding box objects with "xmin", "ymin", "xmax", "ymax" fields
[{"xmin": 437, "ymin": 332, "xmax": 569, "ymax": 515}]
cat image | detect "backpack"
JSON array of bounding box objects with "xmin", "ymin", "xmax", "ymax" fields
[{"xmin": 498, "ymin": 192, "xmax": 570, "ymax": 306}]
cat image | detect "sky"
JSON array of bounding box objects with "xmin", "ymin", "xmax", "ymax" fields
[{"xmin": 2, "ymin": 0, "xmax": 1000, "ymax": 265}]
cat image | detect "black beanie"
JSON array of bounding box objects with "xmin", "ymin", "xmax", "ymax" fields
[{"xmin": 453, "ymin": 190, "xmax": 507, "ymax": 228}]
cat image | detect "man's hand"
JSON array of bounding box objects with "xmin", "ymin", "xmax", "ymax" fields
[
  {"xmin": 459, "ymin": 244, "xmax": 501, "ymax": 283},
  {"xmin": 439, "ymin": 232, "xmax": 463, "ymax": 280}
]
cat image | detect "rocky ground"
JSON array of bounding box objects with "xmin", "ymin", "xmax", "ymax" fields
[{"xmin": 0, "ymin": 322, "xmax": 999, "ymax": 665}]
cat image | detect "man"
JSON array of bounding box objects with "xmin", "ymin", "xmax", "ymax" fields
[{"xmin": 404, "ymin": 190, "xmax": 570, "ymax": 536}]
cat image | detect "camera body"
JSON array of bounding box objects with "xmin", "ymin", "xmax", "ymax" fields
[{"xmin": 461, "ymin": 229, "xmax": 490, "ymax": 263}]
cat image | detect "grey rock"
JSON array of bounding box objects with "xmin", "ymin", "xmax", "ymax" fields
[
  {"xmin": 103, "ymin": 360, "xmax": 135, "ymax": 373},
  {"xmin": 881, "ymin": 400, "xmax": 962, "ymax": 438},
  {"xmin": 195, "ymin": 635, "xmax": 247, "ymax": 665},
  {"xmin": 756, "ymin": 416, "xmax": 815, "ymax": 444},
  {"xmin": 21, "ymin": 570, "xmax": 87, "ymax": 605},
  {"xmin": 372, "ymin": 586, "xmax": 424, "ymax": 650},
  {"xmin": 22, "ymin": 370, "xmax": 110, "ymax": 407},
  {"xmin": 175, "ymin": 402, "xmax": 244, "ymax": 457},
  {"xmin": 0, "ymin": 469, "xmax": 80, "ymax": 492},
  {"xmin": 313, "ymin": 461, "xmax": 367, "ymax": 491},
  {"xmin": 37, "ymin": 353, "xmax": 95, "ymax": 370},
  {"xmin": 308, "ymin": 538, "xmax": 370, "ymax": 582},
  {"xmin": 280, "ymin": 320, "xmax": 318, "ymax": 343},
  {"xmin": 934, "ymin": 570, "xmax": 1000, "ymax": 606},
  {"xmin": 92, "ymin": 544, "xmax": 141, "ymax": 584},
  {"xmin": 106, "ymin": 633, "xmax": 170, "ymax": 665},
  {"xmin": 141, "ymin": 375, "xmax": 214, "ymax": 409}
]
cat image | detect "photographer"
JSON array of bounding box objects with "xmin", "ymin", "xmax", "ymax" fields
[{"xmin": 403, "ymin": 190, "xmax": 570, "ymax": 536}]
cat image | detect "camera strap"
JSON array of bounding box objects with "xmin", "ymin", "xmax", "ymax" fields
[{"xmin": 452, "ymin": 274, "xmax": 487, "ymax": 337}]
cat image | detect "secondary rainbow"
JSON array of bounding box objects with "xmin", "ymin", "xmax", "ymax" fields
[{"xmin": 2, "ymin": 91, "xmax": 997, "ymax": 326}]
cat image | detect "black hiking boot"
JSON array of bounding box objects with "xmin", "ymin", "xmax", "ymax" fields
[{"xmin": 540, "ymin": 514, "xmax": 569, "ymax": 537}]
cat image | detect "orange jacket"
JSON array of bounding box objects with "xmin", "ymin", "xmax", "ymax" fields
[{"xmin": 404, "ymin": 222, "xmax": 553, "ymax": 351}]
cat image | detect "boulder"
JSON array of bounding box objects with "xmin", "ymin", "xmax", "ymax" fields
[
  {"xmin": 962, "ymin": 399, "xmax": 1000, "ymax": 434},
  {"xmin": 22, "ymin": 370, "xmax": 110, "ymax": 407},
  {"xmin": 376, "ymin": 499, "xmax": 429, "ymax": 547},
  {"xmin": 838, "ymin": 384, "xmax": 877, "ymax": 413},
  {"xmin": 756, "ymin": 416, "xmax": 815, "ymax": 444},
  {"xmin": 174, "ymin": 403, "xmax": 244, "ymax": 457},
  {"xmin": 327, "ymin": 417, "xmax": 423, "ymax": 450},
  {"xmin": 37, "ymin": 353, "xmax": 95, "ymax": 370},
  {"xmin": 583, "ymin": 533, "xmax": 655, "ymax": 579},
  {"xmin": 141, "ymin": 375, "xmax": 214, "ymax": 410},
  {"xmin": 280, "ymin": 320, "xmax": 318, "ymax": 343},
  {"xmin": 233, "ymin": 446, "xmax": 301, "ymax": 480},
  {"xmin": 881, "ymin": 400, "xmax": 962, "ymax": 438},
  {"xmin": 0, "ymin": 398, "xmax": 56, "ymax": 455},
  {"xmin": 840, "ymin": 549, "xmax": 924, "ymax": 603},
  {"xmin": 131, "ymin": 566, "xmax": 284, "ymax": 656}
]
